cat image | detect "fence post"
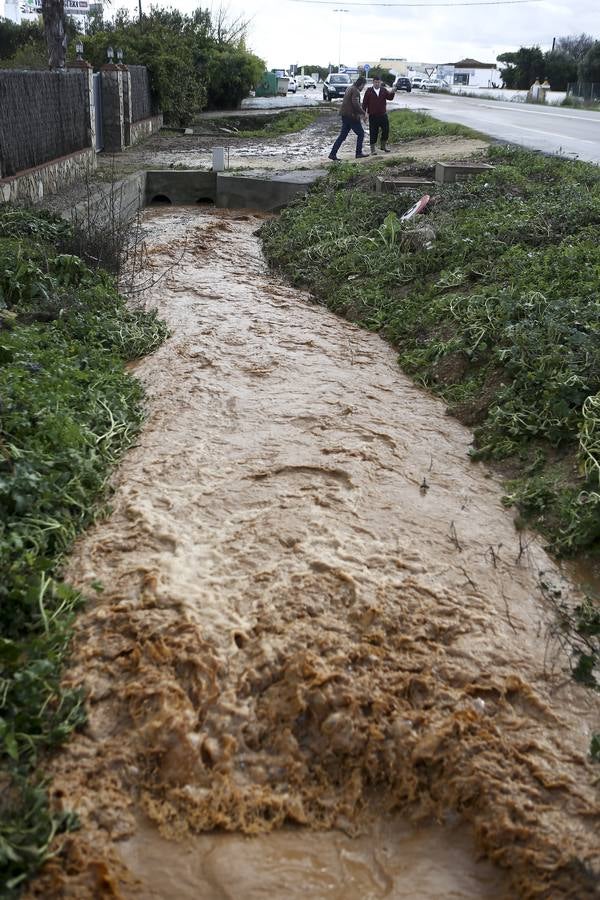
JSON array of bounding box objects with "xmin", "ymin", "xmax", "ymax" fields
[{"xmin": 101, "ymin": 63, "xmax": 125, "ymax": 152}]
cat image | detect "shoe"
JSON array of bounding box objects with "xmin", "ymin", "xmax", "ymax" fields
[
  {"xmin": 380, "ymin": 144, "xmax": 391, "ymax": 153},
  {"xmin": 328, "ymin": 154, "xmax": 340, "ymax": 161},
  {"xmin": 355, "ymin": 153, "xmax": 369, "ymax": 158},
  {"xmin": 370, "ymin": 145, "xmax": 377, "ymax": 154}
]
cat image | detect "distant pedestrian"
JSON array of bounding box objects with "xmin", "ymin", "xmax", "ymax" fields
[
  {"xmin": 328, "ymin": 76, "xmax": 369, "ymax": 160},
  {"xmin": 362, "ymin": 75, "xmax": 396, "ymax": 153}
]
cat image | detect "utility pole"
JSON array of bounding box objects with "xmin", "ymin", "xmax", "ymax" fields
[{"xmin": 333, "ymin": 8, "xmax": 348, "ymax": 72}]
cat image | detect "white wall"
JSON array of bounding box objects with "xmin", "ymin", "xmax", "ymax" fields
[
  {"xmin": 3, "ymin": 0, "xmax": 22, "ymax": 24},
  {"xmin": 448, "ymin": 85, "xmax": 567, "ymax": 105},
  {"xmin": 452, "ymin": 68, "xmax": 501, "ymax": 88}
]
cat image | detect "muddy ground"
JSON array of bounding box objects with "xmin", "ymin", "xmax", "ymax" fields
[
  {"xmin": 96, "ymin": 106, "xmax": 489, "ymax": 174},
  {"xmin": 28, "ymin": 112, "xmax": 600, "ymax": 899}
]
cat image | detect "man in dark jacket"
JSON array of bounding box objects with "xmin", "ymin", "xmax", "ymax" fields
[
  {"xmin": 361, "ymin": 75, "xmax": 396, "ymax": 153},
  {"xmin": 328, "ymin": 76, "xmax": 369, "ymax": 160}
]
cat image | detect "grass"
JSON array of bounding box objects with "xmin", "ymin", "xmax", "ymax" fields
[
  {"xmin": 260, "ymin": 138, "xmax": 600, "ymax": 562},
  {"xmin": 236, "ymin": 109, "xmax": 320, "ymax": 137},
  {"xmin": 561, "ymin": 96, "xmax": 600, "ymax": 112},
  {"xmin": 0, "ymin": 206, "xmax": 168, "ymax": 893},
  {"xmin": 387, "ymin": 109, "xmax": 483, "ymax": 142}
]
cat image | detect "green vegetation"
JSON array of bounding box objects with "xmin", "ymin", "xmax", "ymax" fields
[
  {"xmin": 260, "ymin": 136, "xmax": 600, "ymax": 560},
  {"xmin": 0, "ymin": 8, "xmax": 265, "ymax": 125},
  {"xmin": 0, "ymin": 206, "xmax": 168, "ymax": 892},
  {"xmin": 497, "ymin": 34, "xmax": 597, "ymax": 91},
  {"xmin": 387, "ymin": 109, "xmax": 481, "ymax": 143},
  {"xmin": 0, "ymin": 18, "xmax": 47, "ymax": 69},
  {"xmin": 236, "ymin": 109, "xmax": 320, "ymax": 137},
  {"xmin": 561, "ymin": 96, "xmax": 600, "ymax": 111},
  {"xmin": 79, "ymin": 8, "xmax": 264, "ymax": 125}
]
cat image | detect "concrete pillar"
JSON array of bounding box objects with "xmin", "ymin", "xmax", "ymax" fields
[
  {"xmin": 101, "ymin": 64, "xmax": 125, "ymax": 153},
  {"xmin": 67, "ymin": 60, "xmax": 95, "ymax": 152},
  {"xmin": 120, "ymin": 66, "xmax": 132, "ymax": 147}
]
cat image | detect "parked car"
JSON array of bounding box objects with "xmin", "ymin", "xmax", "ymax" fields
[
  {"xmin": 287, "ymin": 76, "xmax": 297, "ymax": 93},
  {"xmin": 423, "ymin": 78, "xmax": 447, "ymax": 91},
  {"xmin": 410, "ymin": 76, "xmax": 427, "ymax": 89},
  {"xmin": 297, "ymin": 75, "xmax": 316, "ymax": 89},
  {"xmin": 394, "ymin": 76, "xmax": 412, "ymax": 92},
  {"xmin": 323, "ymin": 73, "xmax": 351, "ymax": 101}
]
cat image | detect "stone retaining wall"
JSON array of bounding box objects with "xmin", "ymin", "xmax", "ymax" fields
[
  {"xmin": 131, "ymin": 115, "xmax": 164, "ymax": 146},
  {"xmin": 0, "ymin": 147, "xmax": 96, "ymax": 204}
]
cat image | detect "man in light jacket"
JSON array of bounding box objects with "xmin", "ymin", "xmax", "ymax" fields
[
  {"xmin": 362, "ymin": 75, "xmax": 396, "ymax": 154},
  {"xmin": 328, "ymin": 76, "xmax": 369, "ymax": 161}
]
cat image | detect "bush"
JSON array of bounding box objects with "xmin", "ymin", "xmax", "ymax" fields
[
  {"xmin": 0, "ymin": 206, "xmax": 168, "ymax": 890},
  {"xmin": 202, "ymin": 45, "xmax": 265, "ymax": 109}
]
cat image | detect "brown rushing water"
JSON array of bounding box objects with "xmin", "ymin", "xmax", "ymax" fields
[{"xmin": 31, "ymin": 208, "xmax": 599, "ymax": 899}]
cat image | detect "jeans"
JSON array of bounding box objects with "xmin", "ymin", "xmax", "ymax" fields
[
  {"xmin": 330, "ymin": 116, "xmax": 365, "ymax": 157},
  {"xmin": 368, "ymin": 114, "xmax": 390, "ymax": 146}
]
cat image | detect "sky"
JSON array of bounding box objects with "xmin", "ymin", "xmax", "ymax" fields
[
  {"xmin": 122, "ymin": 0, "xmax": 599, "ymax": 70},
  {"xmin": 3, "ymin": 0, "xmax": 599, "ymax": 70}
]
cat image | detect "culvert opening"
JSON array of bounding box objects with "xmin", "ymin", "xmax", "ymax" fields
[
  {"xmin": 151, "ymin": 194, "xmax": 172, "ymax": 205},
  {"xmin": 196, "ymin": 197, "xmax": 215, "ymax": 205}
]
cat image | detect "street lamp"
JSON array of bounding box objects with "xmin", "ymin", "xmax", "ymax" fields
[
  {"xmin": 333, "ymin": 8, "xmax": 348, "ymax": 73},
  {"xmin": 116, "ymin": 48, "xmax": 123, "ymax": 63},
  {"xmin": 106, "ymin": 45, "xmax": 114, "ymax": 63},
  {"xmin": 75, "ymin": 41, "xmax": 84, "ymax": 61}
]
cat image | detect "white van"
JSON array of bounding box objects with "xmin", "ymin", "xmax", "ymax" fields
[{"xmin": 411, "ymin": 76, "xmax": 427, "ymax": 89}]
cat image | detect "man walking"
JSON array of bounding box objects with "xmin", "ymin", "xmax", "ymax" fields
[
  {"xmin": 328, "ymin": 76, "xmax": 369, "ymax": 161},
  {"xmin": 362, "ymin": 75, "xmax": 396, "ymax": 154}
]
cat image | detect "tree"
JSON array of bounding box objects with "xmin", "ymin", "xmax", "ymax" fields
[
  {"xmin": 578, "ymin": 41, "xmax": 600, "ymax": 83},
  {"xmin": 497, "ymin": 46, "xmax": 544, "ymax": 89},
  {"xmin": 366, "ymin": 66, "xmax": 393, "ymax": 85},
  {"xmin": 42, "ymin": 0, "xmax": 67, "ymax": 68},
  {"xmin": 299, "ymin": 63, "xmax": 329, "ymax": 81},
  {"xmin": 0, "ymin": 18, "xmax": 44, "ymax": 62},
  {"xmin": 80, "ymin": 7, "xmax": 264, "ymax": 124},
  {"xmin": 542, "ymin": 51, "xmax": 577, "ymax": 90},
  {"xmin": 555, "ymin": 33, "xmax": 595, "ymax": 61}
]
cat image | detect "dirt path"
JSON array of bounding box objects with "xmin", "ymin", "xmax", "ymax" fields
[{"xmin": 31, "ymin": 207, "xmax": 599, "ymax": 899}]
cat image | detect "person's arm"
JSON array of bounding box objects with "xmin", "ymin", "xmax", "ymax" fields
[
  {"xmin": 384, "ymin": 86, "xmax": 396, "ymax": 99},
  {"xmin": 352, "ymin": 87, "xmax": 365, "ymax": 118},
  {"xmin": 362, "ymin": 88, "xmax": 369, "ymax": 112}
]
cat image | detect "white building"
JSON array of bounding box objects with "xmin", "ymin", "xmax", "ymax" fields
[
  {"xmin": 2, "ymin": 0, "xmax": 22, "ymax": 24},
  {"xmin": 437, "ymin": 58, "xmax": 501, "ymax": 89},
  {"xmin": 1, "ymin": 0, "xmax": 94, "ymax": 26}
]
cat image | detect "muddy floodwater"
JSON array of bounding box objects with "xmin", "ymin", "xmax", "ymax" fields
[{"xmin": 35, "ymin": 207, "xmax": 599, "ymax": 899}]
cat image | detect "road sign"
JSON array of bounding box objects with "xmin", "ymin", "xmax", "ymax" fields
[{"xmin": 363, "ymin": 63, "xmax": 370, "ymax": 73}]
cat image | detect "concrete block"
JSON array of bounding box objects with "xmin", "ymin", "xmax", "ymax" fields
[
  {"xmin": 146, "ymin": 170, "xmax": 217, "ymax": 205},
  {"xmin": 375, "ymin": 175, "xmax": 435, "ymax": 194},
  {"xmin": 215, "ymin": 171, "xmax": 324, "ymax": 212},
  {"xmin": 435, "ymin": 162, "xmax": 493, "ymax": 184}
]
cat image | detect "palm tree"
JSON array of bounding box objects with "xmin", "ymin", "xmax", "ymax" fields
[{"xmin": 42, "ymin": 0, "xmax": 67, "ymax": 68}]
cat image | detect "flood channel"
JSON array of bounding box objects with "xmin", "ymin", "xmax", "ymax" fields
[{"xmin": 39, "ymin": 207, "xmax": 599, "ymax": 899}]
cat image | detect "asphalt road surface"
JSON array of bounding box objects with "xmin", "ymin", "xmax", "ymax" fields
[{"xmin": 390, "ymin": 91, "xmax": 600, "ymax": 164}]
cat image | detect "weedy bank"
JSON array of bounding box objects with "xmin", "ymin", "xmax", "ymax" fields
[
  {"xmin": 0, "ymin": 207, "xmax": 168, "ymax": 893},
  {"xmin": 261, "ymin": 143, "xmax": 600, "ymax": 562},
  {"xmin": 196, "ymin": 109, "xmax": 321, "ymax": 138}
]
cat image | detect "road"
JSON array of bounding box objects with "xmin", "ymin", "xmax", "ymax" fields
[{"xmin": 390, "ymin": 90, "xmax": 600, "ymax": 164}]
